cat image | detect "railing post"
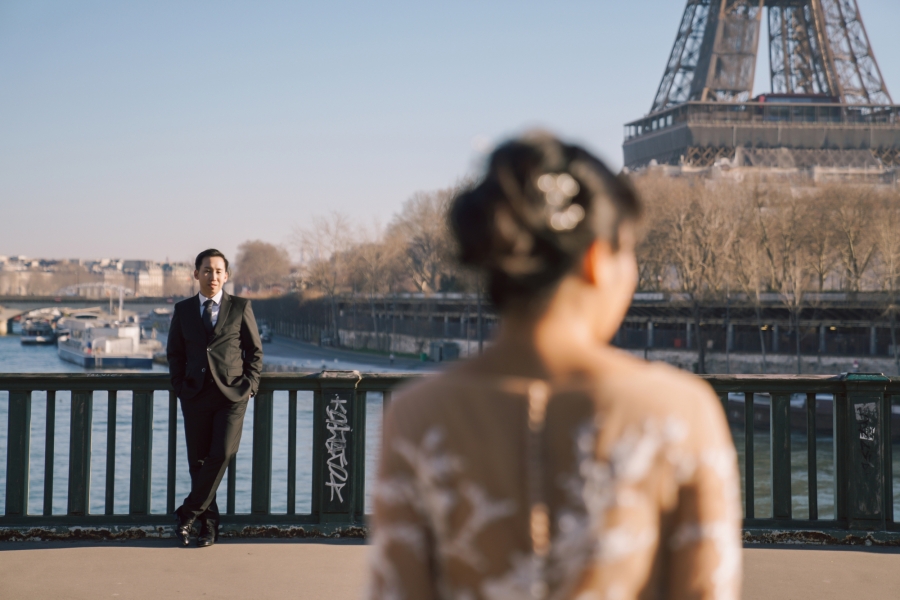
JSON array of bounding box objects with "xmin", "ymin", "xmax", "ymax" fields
[
  {"xmin": 166, "ymin": 391, "xmax": 178, "ymax": 515},
  {"xmin": 68, "ymin": 391, "xmax": 93, "ymax": 516},
  {"xmin": 835, "ymin": 373, "xmax": 890, "ymax": 530},
  {"xmin": 770, "ymin": 393, "xmax": 792, "ymax": 520},
  {"xmin": 251, "ymin": 391, "xmax": 274, "ymax": 514},
  {"xmin": 129, "ymin": 390, "xmax": 154, "ymax": 515},
  {"xmin": 5, "ymin": 391, "xmax": 32, "ymax": 517},
  {"xmin": 313, "ymin": 373, "xmax": 360, "ymax": 524},
  {"xmin": 226, "ymin": 456, "xmax": 236, "ymax": 515},
  {"xmin": 105, "ymin": 391, "xmax": 117, "ymax": 515},
  {"xmin": 351, "ymin": 390, "xmax": 368, "ymax": 520},
  {"xmin": 743, "ymin": 392, "xmax": 754, "ymax": 519},
  {"xmin": 887, "ymin": 394, "xmax": 897, "ymax": 526},
  {"xmin": 287, "ymin": 390, "xmax": 298, "ymax": 515},
  {"xmin": 834, "ymin": 383, "xmax": 848, "ymax": 525},
  {"xmin": 806, "ymin": 392, "xmax": 818, "ymax": 520},
  {"xmin": 43, "ymin": 390, "xmax": 56, "ymax": 516}
]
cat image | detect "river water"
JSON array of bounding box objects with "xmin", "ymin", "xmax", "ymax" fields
[
  {"xmin": 0, "ymin": 335, "xmax": 385, "ymax": 516},
  {"xmin": 2, "ymin": 335, "xmax": 899, "ymax": 520}
]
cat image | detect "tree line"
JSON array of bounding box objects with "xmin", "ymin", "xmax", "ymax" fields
[
  {"xmin": 232, "ymin": 176, "xmax": 900, "ymax": 373},
  {"xmin": 233, "ymin": 186, "xmax": 466, "ymax": 340},
  {"xmin": 635, "ymin": 176, "xmax": 900, "ymax": 373}
]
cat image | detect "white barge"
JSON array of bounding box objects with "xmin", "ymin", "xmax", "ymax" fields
[{"xmin": 57, "ymin": 315, "xmax": 161, "ymax": 369}]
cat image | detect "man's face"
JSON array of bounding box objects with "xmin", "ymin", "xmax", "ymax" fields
[{"xmin": 194, "ymin": 256, "xmax": 229, "ymax": 298}]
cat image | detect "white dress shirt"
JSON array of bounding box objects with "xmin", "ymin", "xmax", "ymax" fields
[{"xmin": 199, "ymin": 290, "xmax": 224, "ymax": 327}]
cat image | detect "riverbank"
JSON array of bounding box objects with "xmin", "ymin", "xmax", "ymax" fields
[{"xmin": 630, "ymin": 348, "xmax": 900, "ymax": 376}]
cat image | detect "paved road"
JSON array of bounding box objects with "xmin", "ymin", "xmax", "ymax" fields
[{"xmin": 2, "ymin": 542, "xmax": 899, "ymax": 599}]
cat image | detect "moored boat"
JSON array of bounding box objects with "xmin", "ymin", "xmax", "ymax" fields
[
  {"xmin": 57, "ymin": 315, "xmax": 162, "ymax": 369},
  {"xmin": 21, "ymin": 320, "xmax": 57, "ymax": 345}
]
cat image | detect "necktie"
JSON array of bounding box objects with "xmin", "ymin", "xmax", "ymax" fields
[{"xmin": 202, "ymin": 299, "xmax": 215, "ymax": 334}]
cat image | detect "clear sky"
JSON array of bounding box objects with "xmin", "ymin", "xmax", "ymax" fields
[{"xmin": 2, "ymin": 0, "xmax": 898, "ymax": 262}]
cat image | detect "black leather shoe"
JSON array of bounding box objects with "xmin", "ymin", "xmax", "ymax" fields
[
  {"xmin": 174, "ymin": 508, "xmax": 195, "ymax": 547},
  {"xmin": 197, "ymin": 519, "xmax": 219, "ymax": 548}
]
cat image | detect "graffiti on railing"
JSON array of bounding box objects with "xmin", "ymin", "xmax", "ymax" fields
[
  {"xmin": 325, "ymin": 393, "xmax": 351, "ymax": 503},
  {"xmin": 854, "ymin": 401, "xmax": 877, "ymax": 470}
]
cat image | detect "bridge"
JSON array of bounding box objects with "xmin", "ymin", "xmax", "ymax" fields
[
  {"xmin": 2, "ymin": 371, "xmax": 900, "ymax": 597},
  {"xmin": 0, "ymin": 292, "xmax": 176, "ymax": 335},
  {"xmin": 0, "ymin": 294, "xmax": 176, "ymax": 313}
]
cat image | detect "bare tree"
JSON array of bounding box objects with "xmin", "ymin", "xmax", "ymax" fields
[
  {"xmin": 730, "ymin": 185, "xmax": 771, "ymax": 373},
  {"xmin": 347, "ymin": 228, "xmax": 405, "ymax": 349},
  {"xmin": 293, "ymin": 212, "xmax": 353, "ymax": 344},
  {"xmin": 872, "ymin": 191, "xmax": 900, "ymax": 374},
  {"xmin": 234, "ymin": 240, "xmax": 292, "ymax": 294},
  {"xmin": 387, "ymin": 188, "xmax": 456, "ymax": 293},
  {"xmin": 756, "ymin": 190, "xmax": 812, "ymax": 374},
  {"xmin": 634, "ymin": 176, "xmax": 672, "ymax": 292},
  {"xmin": 650, "ymin": 179, "xmax": 736, "ymax": 373},
  {"xmin": 828, "ymin": 185, "xmax": 877, "ymax": 293},
  {"xmin": 802, "ymin": 192, "xmax": 839, "ymax": 293}
]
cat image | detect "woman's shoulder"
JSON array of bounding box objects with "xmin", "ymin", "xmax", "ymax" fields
[
  {"xmin": 381, "ymin": 362, "xmax": 483, "ymax": 441},
  {"xmin": 589, "ymin": 352, "xmax": 725, "ymax": 433},
  {"xmin": 391, "ymin": 352, "xmax": 716, "ymax": 407},
  {"xmin": 385, "ymin": 353, "xmax": 726, "ymax": 444}
]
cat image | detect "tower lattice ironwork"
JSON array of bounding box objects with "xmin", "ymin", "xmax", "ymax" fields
[
  {"xmin": 625, "ymin": 0, "xmax": 899, "ymax": 174},
  {"xmin": 652, "ymin": 0, "xmax": 891, "ymax": 113}
]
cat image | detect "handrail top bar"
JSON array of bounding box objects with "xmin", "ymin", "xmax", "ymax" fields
[
  {"xmin": 0, "ymin": 371, "xmax": 420, "ymax": 392},
  {"xmin": 704, "ymin": 373, "xmax": 900, "ymax": 393},
  {"xmin": 1, "ymin": 372, "xmax": 887, "ymax": 380},
  {"xmin": 1, "ymin": 371, "xmax": 898, "ymax": 393},
  {"xmin": 0, "ymin": 371, "xmax": 421, "ymax": 379},
  {"xmin": 704, "ymin": 373, "xmax": 890, "ymax": 382}
]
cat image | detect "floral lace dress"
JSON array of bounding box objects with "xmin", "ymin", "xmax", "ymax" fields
[{"xmin": 366, "ymin": 363, "xmax": 742, "ymax": 600}]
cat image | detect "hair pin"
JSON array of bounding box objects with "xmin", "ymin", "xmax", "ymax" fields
[{"xmin": 537, "ymin": 173, "xmax": 584, "ymax": 231}]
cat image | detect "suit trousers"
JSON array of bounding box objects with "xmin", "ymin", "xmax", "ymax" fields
[{"xmin": 178, "ymin": 379, "xmax": 249, "ymax": 522}]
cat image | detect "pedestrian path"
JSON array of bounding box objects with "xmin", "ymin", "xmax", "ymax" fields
[
  {"xmin": 1, "ymin": 540, "xmax": 898, "ymax": 599},
  {"xmin": 0, "ymin": 539, "xmax": 369, "ymax": 600}
]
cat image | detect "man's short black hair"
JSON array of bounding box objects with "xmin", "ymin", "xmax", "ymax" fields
[{"xmin": 195, "ymin": 249, "xmax": 229, "ymax": 271}]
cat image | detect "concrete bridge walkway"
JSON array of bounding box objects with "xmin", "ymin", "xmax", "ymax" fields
[{"xmin": 2, "ymin": 541, "xmax": 900, "ymax": 599}]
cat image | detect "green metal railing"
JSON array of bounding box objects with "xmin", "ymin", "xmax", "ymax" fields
[
  {"xmin": 713, "ymin": 374, "xmax": 900, "ymax": 533},
  {"xmin": 1, "ymin": 372, "xmax": 899, "ymax": 538},
  {"xmin": 0, "ymin": 372, "xmax": 405, "ymax": 537}
]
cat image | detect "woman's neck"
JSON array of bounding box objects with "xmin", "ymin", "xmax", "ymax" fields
[{"xmin": 469, "ymin": 288, "xmax": 614, "ymax": 381}]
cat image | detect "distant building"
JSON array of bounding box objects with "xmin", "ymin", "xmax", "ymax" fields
[
  {"xmin": 0, "ymin": 256, "xmax": 193, "ymax": 297},
  {"xmin": 122, "ymin": 260, "xmax": 153, "ymax": 273},
  {"xmin": 163, "ymin": 263, "xmax": 194, "ymax": 297}
]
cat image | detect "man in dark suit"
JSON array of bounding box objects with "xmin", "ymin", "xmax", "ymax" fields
[{"xmin": 167, "ymin": 248, "xmax": 263, "ymax": 547}]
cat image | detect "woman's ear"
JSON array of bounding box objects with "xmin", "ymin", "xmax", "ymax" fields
[{"xmin": 581, "ymin": 239, "xmax": 614, "ymax": 287}]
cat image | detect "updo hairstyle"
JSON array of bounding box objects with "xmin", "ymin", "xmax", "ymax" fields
[{"xmin": 450, "ymin": 132, "xmax": 642, "ymax": 309}]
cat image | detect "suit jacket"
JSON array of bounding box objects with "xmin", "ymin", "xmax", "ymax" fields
[{"xmin": 167, "ymin": 292, "xmax": 263, "ymax": 402}]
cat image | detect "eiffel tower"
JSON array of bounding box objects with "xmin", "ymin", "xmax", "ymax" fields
[{"xmin": 623, "ymin": 0, "xmax": 900, "ymax": 176}]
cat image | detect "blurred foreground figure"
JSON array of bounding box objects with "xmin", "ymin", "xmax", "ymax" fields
[{"xmin": 367, "ymin": 133, "xmax": 741, "ymax": 599}]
